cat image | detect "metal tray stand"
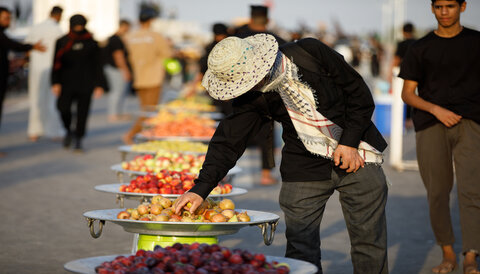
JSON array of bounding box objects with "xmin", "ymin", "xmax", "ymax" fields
[
  {"xmin": 84, "ymin": 208, "xmax": 279, "ymax": 245},
  {"xmin": 94, "ymin": 183, "xmax": 248, "ymax": 207}
]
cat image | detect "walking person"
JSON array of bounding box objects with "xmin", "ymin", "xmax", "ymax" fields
[
  {"xmin": 51, "ymin": 14, "xmax": 107, "ymax": 152},
  {"xmin": 389, "ymin": 22, "xmax": 416, "ymax": 129},
  {"xmin": 0, "ymin": 6, "xmax": 45, "ymax": 157},
  {"xmin": 25, "ymin": 6, "xmax": 64, "ymax": 142},
  {"xmin": 399, "ymin": 1, "xmax": 480, "ymax": 273},
  {"xmin": 122, "ymin": 8, "xmax": 172, "ymax": 145},
  {"xmin": 103, "ymin": 19, "xmax": 131, "ymax": 123},
  {"xmin": 175, "ymin": 34, "xmax": 389, "ymax": 273}
]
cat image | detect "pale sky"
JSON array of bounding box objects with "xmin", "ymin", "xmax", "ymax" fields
[{"xmin": 158, "ymin": 0, "xmax": 480, "ymax": 35}]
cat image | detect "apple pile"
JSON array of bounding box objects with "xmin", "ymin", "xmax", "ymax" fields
[
  {"xmin": 116, "ymin": 197, "xmax": 250, "ymax": 223},
  {"xmin": 95, "ymin": 243, "xmax": 290, "ymax": 274},
  {"xmin": 119, "ymin": 171, "xmax": 233, "ymax": 195},
  {"xmin": 121, "ymin": 152, "xmax": 204, "ymax": 174},
  {"xmin": 142, "ymin": 110, "xmax": 216, "ymax": 138},
  {"xmin": 131, "ymin": 140, "xmax": 208, "ymax": 154}
]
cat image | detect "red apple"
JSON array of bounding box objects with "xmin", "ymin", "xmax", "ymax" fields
[{"xmin": 117, "ymin": 211, "xmax": 130, "ymax": 219}]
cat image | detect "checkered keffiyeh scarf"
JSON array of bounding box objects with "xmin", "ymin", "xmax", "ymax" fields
[{"xmin": 262, "ymin": 53, "xmax": 383, "ymax": 163}]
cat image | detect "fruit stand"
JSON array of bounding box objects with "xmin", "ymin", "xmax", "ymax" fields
[
  {"xmin": 65, "ymin": 253, "xmax": 317, "ymax": 274},
  {"xmin": 110, "ymin": 163, "xmax": 242, "ymax": 184},
  {"xmin": 84, "ymin": 208, "xmax": 280, "ymax": 250},
  {"xmin": 94, "ymin": 183, "xmax": 248, "ymax": 207},
  {"xmin": 64, "ymin": 97, "xmax": 318, "ymax": 273}
]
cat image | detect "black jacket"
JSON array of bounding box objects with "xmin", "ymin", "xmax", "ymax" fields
[
  {"xmin": 0, "ymin": 27, "xmax": 32, "ymax": 79},
  {"xmin": 284, "ymin": 38, "xmax": 387, "ymax": 150},
  {"xmin": 51, "ymin": 33, "xmax": 107, "ymax": 92},
  {"xmin": 190, "ymin": 38, "xmax": 387, "ymax": 199}
]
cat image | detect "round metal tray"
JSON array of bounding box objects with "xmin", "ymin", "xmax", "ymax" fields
[
  {"xmin": 84, "ymin": 209, "xmax": 279, "ymax": 246},
  {"xmin": 135, "ymin": 134, "xmax": 212, "ymax": 143},
  {"xmin": 110, "ymin": 164, "xmax": 242, "ymax": 178},
  {"xmin": 65, "ymin": 254, "xmax": 317, "ymax": 274},
  {"xmin": 117, "ymin": 144, "xmax": 207, "ymax": 162},
  {"xmin": 95, "ymin": 183, "xmax": 247, "ymax": 200},
  {"xmin": 141, "ymin": 110, "xmax": 224, "ymax": 120},
  {"xmin": 118, "ymin": 144, "xmax": 206, "ymax": 156}
]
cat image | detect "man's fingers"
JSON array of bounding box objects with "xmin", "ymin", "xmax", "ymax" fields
[
  {"xmin": 189, "ymin": 200, "xmax": 202, "ymax": 214},
  {"xmin": 354, "ymin": 159, "xmax": 363, "ymax": 172},
  {"xmin": 333, "ymin": 153, "xmax": 341, "ymax": 166},
  {"xmin": 346, "ymin": 159, "xmax": 358, "ymax": 173},
  {"xmin": 340, "ymin": 159, "xmax": 349, "ymax": 169},
  {"xmin": 174, "ymin": 198, "xmax": 187, "ymax": 215}
]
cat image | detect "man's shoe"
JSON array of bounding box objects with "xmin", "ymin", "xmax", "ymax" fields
[
  {"xmin": 63, "ymin": 133, "xmax": 72, "ymax": 148},
  {"xmin": 73, "ymin": 138, "xmax": 83, "ymax": 153}
]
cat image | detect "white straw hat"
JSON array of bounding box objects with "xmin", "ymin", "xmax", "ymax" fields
[{"xmin": 202, "ymin": 34, "xmax": 279, "ymax": 100}]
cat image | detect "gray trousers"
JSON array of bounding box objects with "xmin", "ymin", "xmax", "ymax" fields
[
  {"xmin": 280, "ymin": 164, "xmax": 389, "ymax": 274},
  {"xmin": 416, "ymin": 119, "xmax": 480, "ymax": 254},
  {"xmin": 104, "ymin": 65, "xmax": 129, "ymax": 116}
]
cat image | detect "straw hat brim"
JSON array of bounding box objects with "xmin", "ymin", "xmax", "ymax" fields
[{"xmin": 202, "ymin": 34, "xmax": 279, "ymax": 100}]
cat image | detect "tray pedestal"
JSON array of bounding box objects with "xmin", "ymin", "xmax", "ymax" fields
[{"xmin": 135, "ymin": 234, "xmax": 218, "ymax": 252}]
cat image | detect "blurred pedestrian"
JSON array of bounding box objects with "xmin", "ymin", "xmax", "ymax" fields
[
  {"xmin": 369, "ymin": 34, "xmax": 384, "ymax": 77},
  {"xmin": 399, "ymin": 1, "xmax": 480, "ymax": 273},
  {"xmin": 51, "ymin": 14, "xmax": 107, "ymax": 152},
  {"xmin": 390, "ymin": 22, "xmax": 416, "ymax": 76},
  {"xmin": 234, "ymin": 5, "xmax": 286, "ymax": 44},
  {"xmin": 186, "ymin": 23, "xmax": 232, "ymax": 115},
  {"xmin": 103, "ymin": 19, "xmax": 131, "ymax": 123},
  {"xmin": 175, "ymin": 34, "xmax": 388, "ymax": 273},
  {"xmin": 234, "ymin": 5, "xmax": 286, "ymax": 185},
  {"xmin": 0, "ymin": 6, "xmax": 45, "ymax": 157},
  {"xmin": 123, "ymin": 8, "xmax": 172, "ymax": 145},
  {"xmin": 389, "ymin": 22, "xmax": 416, "ymax": 129},
  {"xmin": 25, "ymin": 6, "xmax": 64, "ymax": 142}
]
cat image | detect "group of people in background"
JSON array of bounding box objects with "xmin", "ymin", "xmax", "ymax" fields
[
  {"xmin": 0, "ymin": 5, "xmax": 173, "ymax": 153},
  {"xmin": 0, "ymin": 1, "xmax": 479, "ymax": 273}
]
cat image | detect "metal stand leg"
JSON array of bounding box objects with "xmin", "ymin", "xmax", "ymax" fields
[{"xmin": 131, "ymin": 233, "xmax": 139, "ymax": 254}]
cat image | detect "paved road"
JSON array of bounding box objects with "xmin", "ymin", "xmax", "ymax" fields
[{"xmin": 0, "ymin": 92, "xmax": 467, "ymax": 273}]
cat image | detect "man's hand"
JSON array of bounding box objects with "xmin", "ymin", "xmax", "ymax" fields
[
  {"xmin": 333, "ymin": 144, "xmax": 365, "ymax": 173},
  {"xmin": 121, "ymin": 69, "xmax": 131, "ymax": 82},
  {"xmin": 51, "ymin": 84, "xmax": 61, "ymax": 97},
  {"xmin": 431, "ymin": 105, "xmax": 462, "ymax": 127},
  {"xmin": 174, "ymin": 192, "xmax": 204, "ymax": 215},
  {"xmin": 32, "ymin": 41, "xmax": 46, "ymax": 52},
  {"xmin": 93, "ymin": 87, "xmax": 104, "ymax": 99}
]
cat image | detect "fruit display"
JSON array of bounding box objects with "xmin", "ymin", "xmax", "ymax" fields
[
  {"xmin": 121, "ymin": 152, "xmax": 204, "ymax": 174},
  {"xmin": 119, "ymin": 171, "xmax": 233, "ymax": 195},
  {"xmin": 130, "ymin": 140, "xmax": 208, "ymax": 154},
  {"xmin": 141, "ymin": 110, "xmax": 216, "ymax": 138},
  {"xmin": 95, "ymin": 243, "xmax": 290, "ymax": 274},
  {"xmin": 116, "ymin": 197, "xmax": 250, "ymax": 223},
  {"xmin": 165, "ymin": 96, "xmax": 216, "ymax": 112}
]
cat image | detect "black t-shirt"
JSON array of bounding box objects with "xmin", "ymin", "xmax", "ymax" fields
[
  {"xmin": 104, "ymin": 34, "xmax": 128, "ymax": 68},
  {"xmin": 399, "ymin": 28, "xmax": 480, "ymax": 132},
  {"xmin": 395, "ymin": 38, "xmax": 416, "ymax": 59}
]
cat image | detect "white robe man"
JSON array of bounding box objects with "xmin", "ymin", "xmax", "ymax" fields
[{"xmin": 25, "ymin": 6, "xmax": 64, "ymax": 141}]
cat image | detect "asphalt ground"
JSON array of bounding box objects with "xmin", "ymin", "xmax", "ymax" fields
[{"xmin": 0, "ymin": 91, "xmax": 473, "ymax": 274}]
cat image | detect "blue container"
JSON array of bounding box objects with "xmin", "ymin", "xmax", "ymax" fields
[{"xmin": 373, "ymin": 95, "xmax": 392, "ymax": 136}]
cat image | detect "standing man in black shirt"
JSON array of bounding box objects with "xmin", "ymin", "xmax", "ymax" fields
[
  {"xmin": 399, "ymin": 1, "xmax": 480, "ymax": 273},
  {"xmin": 175, "ymin": 34, "xmax": 389, "ymax": 273},
  {"xmin": 51, "ymin": 14, "xmax": 107, "ymax": 152},
  {"xmin": 0, "ymin": 6, "xmax": 45, "ymax": 155}
]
